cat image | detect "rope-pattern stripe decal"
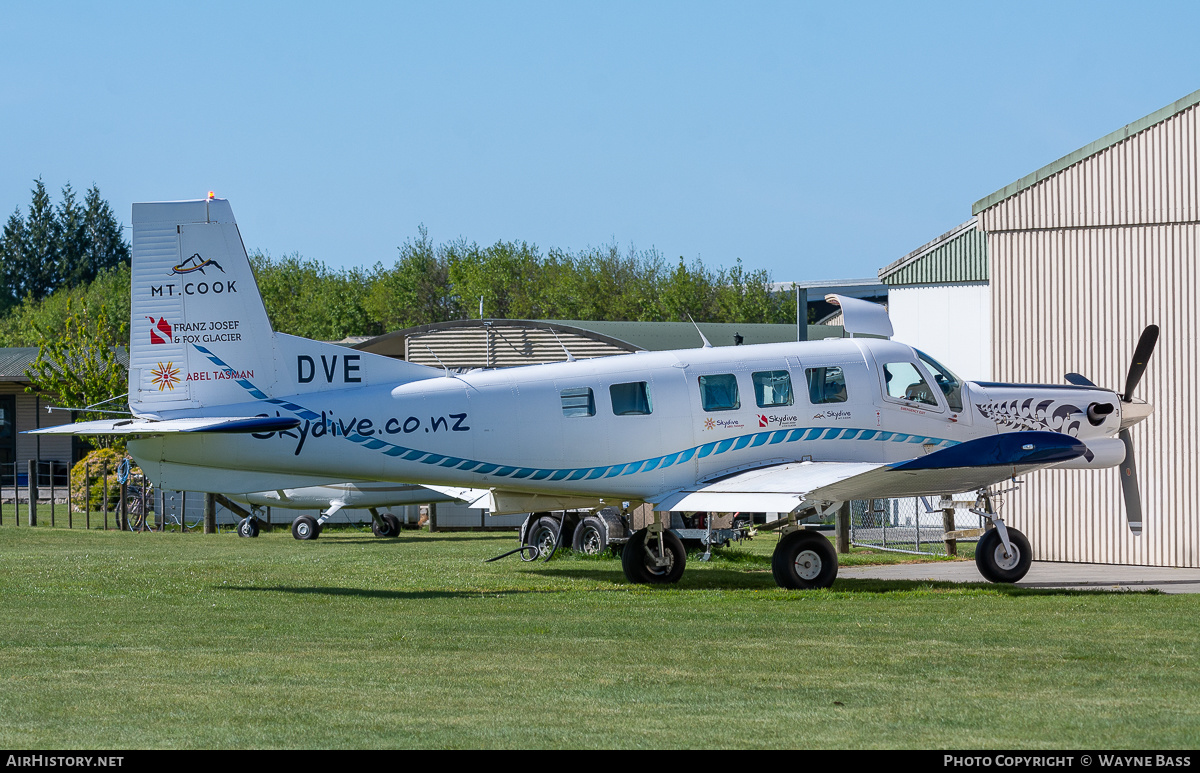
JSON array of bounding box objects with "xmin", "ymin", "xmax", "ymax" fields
[{"xmin": 194, "ymin": 345, "xmax": 959, "ymax": 482}]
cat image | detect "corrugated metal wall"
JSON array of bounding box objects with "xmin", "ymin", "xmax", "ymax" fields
[
  {"xmin": 406, "ymin": 324, "xmax": 630, "ymax": 369},
  {"xmin": 980, "ymin": 103, "xmax": 1199, "ymax": 568}
]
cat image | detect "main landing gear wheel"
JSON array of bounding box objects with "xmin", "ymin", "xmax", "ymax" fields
[
  {"xmin": 572, "ymin": 516, "xmax": 607, "ymax": 555},
  {"xmin": 975, "ymin": 527, "xmax": 1032, "ymax": 583},
  {"xmin": 372, "ymin": 513, "xmax": 401, "ymax": 538},
  {"xmin": 621, "ymin": 528, "xmax": 686, "ymax": 584},
  {"xmin": 525, "ymin": 516, "xmax": 561, "ymax": 558},
  {"xmin": 292, "ymin": 515, "xmax": 320, "ymax": 541},
  {"xmin": 237, "ymin": 517, "xmax": 260, "ymax": 538},
  {"xmin": 772, "ymin": 531, "xmax": 838, "ymax": 589}
]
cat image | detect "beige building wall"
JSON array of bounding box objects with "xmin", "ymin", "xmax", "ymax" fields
[{"xmin": 978, "ymin": 100, "xmax": 1199, "ymax": 568}]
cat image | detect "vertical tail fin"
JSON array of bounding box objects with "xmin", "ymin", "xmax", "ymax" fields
[
  {"xmin": 129, "ymin": 198, "xmax": 276, "ymax": 414},
  {"xmin": 129, "ymin": 197, "xmax": 438, "ymax": 416}
]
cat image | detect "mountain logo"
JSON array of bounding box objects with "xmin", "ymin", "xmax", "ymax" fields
[{"xmin": 171, "ymin": 253, "xmax": 225, "ymax": 276}]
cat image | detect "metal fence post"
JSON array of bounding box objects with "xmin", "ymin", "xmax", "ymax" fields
[
  {"xmin": 50, "ymin": 464, "xmax": 56, "ymax": 528},
  {"xmin": 102, "ymin": 463, "xmax": 108, "ymax": 531},
  {"xmin": 27, "ymin": 459, "xmax": 37, "ymax": 527}
]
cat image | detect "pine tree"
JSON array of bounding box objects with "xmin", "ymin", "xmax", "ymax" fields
[
  {"xmin": 79, "ymin": 184, "xmax": 130, "ymax": 282},
  {"xmin": 0, "ymin": 179, "xmax": 129, "ymax": 309}
]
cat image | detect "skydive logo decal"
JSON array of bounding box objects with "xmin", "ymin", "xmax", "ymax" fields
[
  {"xmin": 171, "ymin": 253, "xmax": 225, "ymax": 275},
  {"xmin": 758, "ymin": 413, "xmax": 800, "ymax": 428},
  {"xmin": 148, "ymin": 317, "xmax": 172, "ymax": 344},
  {"xmin": 253, "ymin": 409, "xmax": 471, "ymax": 455},
  {"xmin": 150, "ymin": 362, "xmax": 180, "ymax": 391}
]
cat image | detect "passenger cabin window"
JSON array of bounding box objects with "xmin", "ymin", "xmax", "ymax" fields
[
  {"xmin": 560, "ymin": 387, "xmax": 596, "ymax": 417},
  {"xmin": 915, "ymin": 351, "xmax": 964, "ymax": 411},
  {"xmin": 698, "ymin": 374, "xmax": 740, "ymax": 412},
  {"xmin": 806, "ymin": 366, "xmax": 848, "ymax": 404},
  {"xmin": 882, "ymin": 362, "xmax": 939, "ymax": 407},
  {"xmin": 752, "ymin": 370, "xmax": 793, "ymax": 408},
  {"xmin": 610, "ymin": 381, "xmax": 652, "ymax": 415}
]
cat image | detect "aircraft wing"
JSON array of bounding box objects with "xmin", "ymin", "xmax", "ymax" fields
[
  {"xmin": 26, "ymin": 416, "xmax": 301, "ymax": 435},
  {"xmin": 650, "ymin": 431, "xmax": 1088, "ymax": 513}
]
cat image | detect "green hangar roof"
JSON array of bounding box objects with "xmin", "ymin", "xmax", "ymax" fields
[{"xmin": 878, "ymin": 218, "xmax": 987, "ymax": 286}]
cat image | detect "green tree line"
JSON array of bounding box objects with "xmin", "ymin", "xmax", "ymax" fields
[
  {"xmin": 2, "ymin": 185, "xmax": 796, "ymax": 349},
  {"xmin": 251, "ymin": 226, "xmax": 794, "ymax": 342}
]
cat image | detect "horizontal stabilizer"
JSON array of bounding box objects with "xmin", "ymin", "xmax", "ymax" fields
[{"xmin": 26, "ymin": 416, "xmax": 301, "ymax": 436}]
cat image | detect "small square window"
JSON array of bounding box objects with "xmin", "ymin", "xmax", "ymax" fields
[
  {"xmin": 561, "ymin": 387, "xmax": 595, "ymax": 417},
  {"xmin": 806, "ymin": 366, "xmax": 848, "ymax": 404},
  {"xmin": 752, "ymin": 371, "xmax": 793, "ymax": 408},
  {"xmin": 610, "ymin": 381, "xmax": 652, "ymax": 415},
  {"xmin": 698, "ymin": 374, "xmax": 741, "ymax": 412}
]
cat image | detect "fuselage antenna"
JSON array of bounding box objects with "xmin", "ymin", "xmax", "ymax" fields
[
  {"xmin": 422, "ymin": 343, "xmax": 453, "ymax": 377},
  {"xmin": 687, "ymin": 314, "xmax": 713, "ymax": 348}
]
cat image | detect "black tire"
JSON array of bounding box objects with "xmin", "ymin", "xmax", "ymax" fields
[
  {"xmin": 772, "ymin": 531, "xmax": 838, "ymax": 589},
  {"xmin": 975, "ymin": 527, "xmax": 1032, "ymax": 583},
  {"xmin": 292, "ymin": 515, "xmax": 319, "ymax": 541},
  {"xmin": 572, "ymin": 516, "xmax": 607, "ymax": 555},
  {"xmin": 524, "ymin": 516, "xmax": 561, "ymax": 557},
  {"xmin": 621, "ymin": 528, "xmax": 686, "ymax": 584},
  {"xmin": 372, "ymin": 513, "xmax": 401, "ymax": 538},
  {"xmin": 237, "ymin": 517, "xmax": 260, "ymax": 538}
]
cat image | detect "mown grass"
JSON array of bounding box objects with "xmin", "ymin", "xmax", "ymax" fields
[{"xmin": 0, "ymin": 525, "xmax": 1197, "ymax": 749}]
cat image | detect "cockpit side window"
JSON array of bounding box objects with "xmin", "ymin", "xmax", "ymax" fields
[
  {"xmin": 881, "ymin": 361, "xmax": 939, "ymax": 407},
  {"xmin": 806, "ymin": 366, "xmax": 848, "ymax": 404},
  {"xmin": 915, "ymin": 351, "xmax": 964, "ymax": 411}
]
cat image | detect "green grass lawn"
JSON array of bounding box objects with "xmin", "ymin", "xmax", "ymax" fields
[{"xmin": 1, "ymin": 525, "xmax": 1197, "ymax": 749}]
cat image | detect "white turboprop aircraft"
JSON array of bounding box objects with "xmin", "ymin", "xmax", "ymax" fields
[{"xmin": 34, "ymin": 197, "xmax": 1159, "ymax": 588}]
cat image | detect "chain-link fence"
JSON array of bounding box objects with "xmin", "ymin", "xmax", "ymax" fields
[{"xmin": 850, "ymin": 497, "xmax": 985, "ymax": 556}]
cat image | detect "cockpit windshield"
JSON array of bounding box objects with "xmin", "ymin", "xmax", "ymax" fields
[{"xmin": 915, "ymin": 350, "xmax": 964, "ymax": 411}]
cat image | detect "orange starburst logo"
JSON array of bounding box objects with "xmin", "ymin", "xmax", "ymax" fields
[
  {"xmin": 704, "ymin": 417, "xmax": 715, "ymax": 430},
  {"xmin": 151, "ymin": 362, "xmax": 180, "ymax": 391}
]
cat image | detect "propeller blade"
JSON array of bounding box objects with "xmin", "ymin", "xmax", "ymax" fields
[
  {"xmin": 1065, "ymin": 373, "xmax": 1096, "ymax": 387},
  {"xmin": 1119, "ymin": 429, "xmax": 1142, "ymax": 536},
  {"xmin": 1122, "ymin": 325, "xmax": 1160, "ymax": 401}
]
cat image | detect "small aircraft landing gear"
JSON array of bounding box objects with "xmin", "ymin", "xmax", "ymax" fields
[
  {"xmin": 971, "ymin": 488, "xmax": 1033, "ymax": 583},
  {"xmin": 976, "ymin": 527, "xmax": 1032, "ymax": 583},
  {"xmin": 772, "ymin": 529, "xmax": 838, "ymax": 589},
  {"xmin": 292, "ymin": 514, "xmax": 320, "ymax": 540},
  {"xmin": 621, "ymin": 523, "xmax": 686, "ymax": 584},
  {"xmin": 237, "ymin": 516, "xmax": 261, "ymax": 538},
  {"xmin": 368, "ymin": 508, "xmax": 401, "ymax": 538}
]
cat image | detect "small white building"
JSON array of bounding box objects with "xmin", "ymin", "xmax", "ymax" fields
[{"xmin": 877, "ymin": 219, "xmax": 991, "ymax": 382}]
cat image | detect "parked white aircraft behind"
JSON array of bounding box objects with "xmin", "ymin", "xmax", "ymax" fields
[
  {"xmin": 225, "ymin": 480, "xmax": 474, "ymax": 539},
  {"xmin": 34, "ymin": 197, "xmax": 1158, "ymax": 588}
]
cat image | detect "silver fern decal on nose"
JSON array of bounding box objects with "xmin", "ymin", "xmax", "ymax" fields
[{"xmin": 975, "ymin": 398, "xmax": 1093, "ymax": 460}]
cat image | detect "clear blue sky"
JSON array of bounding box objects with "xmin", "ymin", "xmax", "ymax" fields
[{"xmin": 3, "ymin": 1, "xmax": 1198, "ymax": 283}]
